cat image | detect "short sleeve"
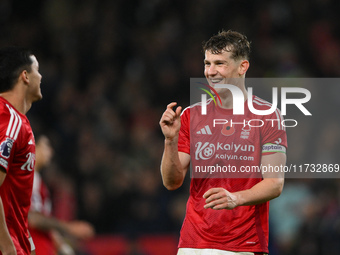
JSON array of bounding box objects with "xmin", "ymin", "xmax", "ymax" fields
[
  {"xmin": 0, "ymin": 105, "xmax": 20, "ymax": 172},
  {"xmin": 261, "ymin": 109, "xmax": 287, "ymax": 155},
  {"xmin": 178, "ymin": 107, "xmax": 190, "ymax": 154}
]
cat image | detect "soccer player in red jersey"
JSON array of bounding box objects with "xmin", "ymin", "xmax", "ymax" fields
[
  {"xmin": 160, "ymin": 30, "xmax": 287, "ymax": 255},
  {"xmin": 28, "ymin": 135, "xmax": 94, "ymax": 255},
  {"xmin": 0, "ymin": 47, "xmax": 42, "ymax": 255}
]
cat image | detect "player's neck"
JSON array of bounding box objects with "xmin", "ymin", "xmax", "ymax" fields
[
  {"xmin": 0, "ymin": 89, "xmax": 31, "ymax": 115},
  {"xmin": 218, "ymin": 85, "xmax": 248, "ymax": 109}
]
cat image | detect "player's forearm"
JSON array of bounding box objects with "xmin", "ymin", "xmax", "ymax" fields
[
  {"xmin": 28, "ymin": 212, "xmax": 67, "ymax": 234},
  {"xmin": 235, "ymin": 152, "xmax": 286, "ymax": 206},
  {"xmin": 161, "ymin": 138, "xmax": 186, "ymax": 190},
  {"xmin": 0, "ymin": 197, "xmax": 15, "ymax": 253},
  {"xmin": 236, "ymin": 178, "xmax": 284, "ymax": 206}
]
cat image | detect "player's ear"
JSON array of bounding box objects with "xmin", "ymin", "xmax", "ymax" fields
[
  {"xmin": 238, "ymin": 60, "xmax": 249, "ymax": 76},
  {"xmin": 20, "ymin": 70, "xmax": 29, "ymax": 84}
]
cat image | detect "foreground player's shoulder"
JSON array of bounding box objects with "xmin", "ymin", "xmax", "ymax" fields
[
  {"xmin": 0, "ymin": 97, "xmax": 9, "ymax": 113},
  {"xmin": 0, "ymin": 101, "xmax": 19, "ymax": 170},
  {"xmin": 255, "ymin": 95, "xmax": 288, "ymax": 148},
  {"xmin": 179, "ymin": 105, "xmax": 190, "ymax": 131},
  {"xmin": 0, "ymin": 100, "xmax": 13, "ymax": 128},
  {"xmin": 181, "ymin": 105, "xmax": 190, "ymax": 117},
  {"xmin": 252, "ymin": 96, "xmax": 276, "ymax": 110},
  {"xmin": 0, "ymin": 101, "xmax": 23, "ymax": 141},
  {"xmin": 183, "ymin": 97, "xmax": 215, "ymax": 116},
  {"xmin": 252, "ymin": 95, "xmax": 284, "ymax": 118}
]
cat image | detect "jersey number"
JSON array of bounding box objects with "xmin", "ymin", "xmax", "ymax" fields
[{"xmin": 21, "ymin": 152, "xmax": 35, "ymax": 171}]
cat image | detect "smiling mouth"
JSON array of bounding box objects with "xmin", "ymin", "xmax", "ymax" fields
[{"xmin": 209, "ymin": 78, "xmax": 224, "ymax": 84}]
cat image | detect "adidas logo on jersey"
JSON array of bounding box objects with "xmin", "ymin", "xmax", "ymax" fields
[
  {"xmin": 28, "ymin": 139, "xmax": 34, "ymax": 145},
  {"xmin": 196, "ymin": 125, "xmax": 212, "ymax": 135}
]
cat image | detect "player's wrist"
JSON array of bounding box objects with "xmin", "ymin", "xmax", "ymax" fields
[
  {"xmin": 164, "ymin": 136, "xmax": 178, "ymax": 144},
  {"xmin": 232, "ymin": 191, "xmax": 244, "ymax": 207}
]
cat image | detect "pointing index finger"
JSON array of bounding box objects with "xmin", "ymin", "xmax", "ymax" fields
[
  {"xmin": 167, "ymin": 102, "xmax": 177, "ymax": 109},
  {"xmin": 166, "ymin": 102, "xmax": 182, "ymax": 117}
]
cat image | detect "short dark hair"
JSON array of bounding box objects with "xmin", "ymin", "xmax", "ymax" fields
[
  {"xmin": 202, "ymin": 30, "xmax": 251, "ymax": 61},
  {"xmin": 0, "ymin": 47, "xmax": 33, "ymax": 93}
]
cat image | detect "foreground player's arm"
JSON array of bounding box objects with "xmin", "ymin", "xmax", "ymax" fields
[
  {"xmin": 204, "ymin": 152, "xmax": 286, "ymax": 210},
  {"xmin": 28, "ymin": 212, "xmax": 94, "ymax": 240},
  {"xmin": 50, "ymin": 230, "xmax": 75, "ymax": 255},
  {"xmin": 0, "ymin": 168, "xmax": 17, "ymax": 255},
  {"xmin": 160, "ymin": 102, "xmax": 190, "ymax": 190}
]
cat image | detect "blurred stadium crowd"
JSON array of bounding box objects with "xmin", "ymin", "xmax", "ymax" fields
[{"xmin": 1, "ymin": 0, "xmax": 340, "ymax": 254}]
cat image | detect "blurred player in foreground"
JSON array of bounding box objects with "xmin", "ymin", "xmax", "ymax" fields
[
  {"xmin": 0, "ymin": 47, "xmax": 42, "ymax": 255},
  {"xmin": 28, "ymin": 135, "xmax": 94, "ymax": 255},
  {"xmin": 160, "ymin": 30, "xmax": 287, "ymax": 255}
]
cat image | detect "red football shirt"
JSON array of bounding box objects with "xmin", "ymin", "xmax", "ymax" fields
[
  {"xmin": 29, "ymin": 172, "xmax": 55, "ymax": 255},
  {"xmin": 177, "ymin": 95, "xmax": 287, "ymax": 253},
  {"xmin": 0, "ymin": 97, "xmax": 35, "ymax": 255}
]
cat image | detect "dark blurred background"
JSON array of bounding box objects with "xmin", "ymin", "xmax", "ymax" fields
[{"xmin": 1, "ymin": 0, "xmax": 340, "ymax": 254}]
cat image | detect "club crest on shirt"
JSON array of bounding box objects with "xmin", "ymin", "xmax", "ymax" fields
[
  {"xmin": 0, "ymin": 137, "xmax": 14, "ymax": 159},
  {"xmin": 240, "ymin": 120, "xmax": 252, "ymax": 139}
]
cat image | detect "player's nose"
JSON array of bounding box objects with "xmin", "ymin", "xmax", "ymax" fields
[{"xmin": 206, "ymin": 64, "xmax": 217, "ymax": 76}]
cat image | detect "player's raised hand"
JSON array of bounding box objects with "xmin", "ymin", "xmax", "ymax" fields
[
  {"xmin": 64, "ymin": 221, "xmax": 95, "ymax": 240},
  {"xmin": 203, "ymin": 188, "xmax": 239, "ymax": 210},
  {"xmin": 159, "ymin": 102, "xmax": 182, "ymax": 140}
]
